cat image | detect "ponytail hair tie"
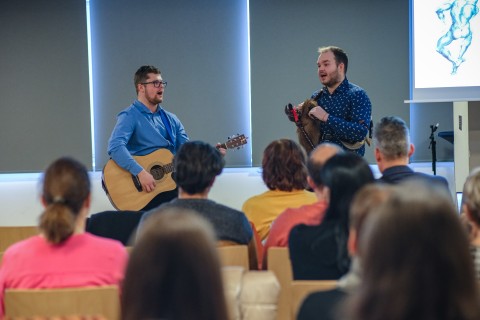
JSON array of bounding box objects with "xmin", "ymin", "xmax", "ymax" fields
[{"xmin": 52, "ymin": 196, "xmax": 65, "ymax": 204}]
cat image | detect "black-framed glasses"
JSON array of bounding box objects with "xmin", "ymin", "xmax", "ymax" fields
[{"xmin": 141, "ymin": 80, "xmax": 167, "ymax": 88}]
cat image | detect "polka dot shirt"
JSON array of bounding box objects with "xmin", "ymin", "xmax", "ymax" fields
[{"xmin": 312, "ymin": 78, "xmax": 372, "ymax": 156}]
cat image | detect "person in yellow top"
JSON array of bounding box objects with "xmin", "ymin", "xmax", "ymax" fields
[{"xmin": 242, "ymin": 139, "xmax": 317, "ymax": 240}]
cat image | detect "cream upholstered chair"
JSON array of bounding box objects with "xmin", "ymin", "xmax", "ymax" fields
[
  {"xmin": 223, "ymin": 266, "xmax": 245, "ymax": 320},
  {"xmin": 241, "ymin": 270, "xmax": 281, "ymax": 320},
  {"xmin": 222, "ymin": 266, "xmax": 280, "ymax": 320},
  {"xmin": 290, "ymin": 280, "xmax": 338, "ymax": 319},
  {"xmin": 267, "ymin": 247, "xmax": 292, "ymax": 320},
  {"xmin": 4, "ymin": 286, "xmax": 120, "ymax": 320},
  {"xmin": 0, "ymin": 226, "xmax": 38, "ymax": 252},
  {"xmin": 217, "ymin": 244, "xmax": 250, "ymax": 270}
]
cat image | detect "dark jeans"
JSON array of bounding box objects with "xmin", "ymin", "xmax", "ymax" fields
[{"xmin": 140, "ymin": 188, "xmax": 178, "ymax": 211}]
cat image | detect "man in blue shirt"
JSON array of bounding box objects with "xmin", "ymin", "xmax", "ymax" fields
[
  {"xmin": 307, "ymin": 46, "xmax": 372, "ymax": 156},
  {"xmin": 108, "ymin": 65, "xmax": 189, "ymax": 210}
]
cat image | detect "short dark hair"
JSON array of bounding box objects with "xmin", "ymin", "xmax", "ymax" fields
[
  {"xmin": 262, "ymin": 139, "xmax": 308, "ymax": 191},
  {"xmin": 134, "ymin": 65, "xmax": 161, "ymax": 94},
  {"xmin": 318, "ymin": 46, "xmax": 349, "ymax": 74},
  {"xmin": 174, "ymin": 141, "xmax": 225, "ymax": 195},
  {"xmin": 373, "ymin": 116, "xmax": 410, "ymax": 160},
  {"xmin": 122, "ymin": 208, "xmax": 229, "ymax": 320}
]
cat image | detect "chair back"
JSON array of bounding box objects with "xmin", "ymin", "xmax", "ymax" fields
[
  {"xmin": 4, "ymin": 286, "xmax": 120, "ymax": 320},
  {"xmin": 0, "ymin": 226, "xmax": 38, "ymax": 252},
  {"xmin": 290, "ymin": 280, "xmax": 338, "ymax": 319},
  {"xmin": 217, "ymin": 244, "xmax": 249, "ymax": 270},
  {"xmin": 267, "ymin": 247, "xmax": 293, "ymax": 320},
  {"xmin": 250, "ymin": 222, "xmax": 264, "ymax": 269}
]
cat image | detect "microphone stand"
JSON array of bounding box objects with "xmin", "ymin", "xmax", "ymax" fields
[{"xmin": 428, "ymin": 124, "xmax": 438, "ymax": 175}]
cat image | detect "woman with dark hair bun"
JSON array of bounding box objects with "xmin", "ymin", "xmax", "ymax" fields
[{"xmin": 0, "ymin": 157, "xmax": 127, "ymax": 317}]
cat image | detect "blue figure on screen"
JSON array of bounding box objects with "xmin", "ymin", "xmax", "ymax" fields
[{"xmin": 436, "ymin": 0, "xmax": 479, "ymax": 74}]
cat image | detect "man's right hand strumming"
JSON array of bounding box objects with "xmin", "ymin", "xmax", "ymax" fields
[{"xmin": 138, "ymin": 169, "xmax": 156, "ymax": 193}]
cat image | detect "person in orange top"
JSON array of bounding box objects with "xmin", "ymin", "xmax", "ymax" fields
[{"xmin": 262, "ymin": 143, "xmax": 342, "ymax": 267}]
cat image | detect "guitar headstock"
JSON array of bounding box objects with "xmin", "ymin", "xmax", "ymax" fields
[{"xmin": 219, "ymin": 134, "xmax": 248, "ymax": 150}]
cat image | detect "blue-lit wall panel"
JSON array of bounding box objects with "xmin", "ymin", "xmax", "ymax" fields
[
  {"xmin": 0, "ymin": 0, "xmax": 91, "ymax": 172},
  {"xmin": 89, "ymin": 0, "xmax": 252, "ymax": 169}
]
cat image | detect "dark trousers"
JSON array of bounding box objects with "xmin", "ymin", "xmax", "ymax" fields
[{"xmin": 140, "ymin": 188, "xmax": 178, "ymax": 211}]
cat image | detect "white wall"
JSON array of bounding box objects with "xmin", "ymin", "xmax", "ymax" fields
[
  {"xmin": 0, "ymin": 168, "xmax": 268, "ymax": 226},
  {"xmin": 0, "ymin": 164, "xmax": 456, "ymax": 227}
]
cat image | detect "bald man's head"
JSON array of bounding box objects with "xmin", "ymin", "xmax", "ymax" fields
[{"xmin": 307, "ymin": 143, "xmax": 344, "ymax": 186}]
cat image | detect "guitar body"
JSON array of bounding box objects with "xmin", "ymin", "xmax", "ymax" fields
[
  {"xmin": 102, "ymin": 134, "xmax": 247, "ymax": 211},
  {"xmin": 102, "ymin": 149, "xmax": 176, "ymax": 211}
]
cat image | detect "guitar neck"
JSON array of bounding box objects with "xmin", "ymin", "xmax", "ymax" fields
[
  {"xmin": 218, "ymin": 142, "xmax": 229, "ymax": 149},
  {"xmin": 218, "ymin": 134, "xmax": 247, "ymax": 150}
]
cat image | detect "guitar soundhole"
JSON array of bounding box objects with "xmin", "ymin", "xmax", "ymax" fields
[{"xmin": 150, "ymin": 165, "xmax": 165, "ymax": 180}]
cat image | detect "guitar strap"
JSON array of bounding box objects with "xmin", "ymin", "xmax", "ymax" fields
[{"xmin": 159, "ymin": 107, "xmax": 175, "ymax": 150}]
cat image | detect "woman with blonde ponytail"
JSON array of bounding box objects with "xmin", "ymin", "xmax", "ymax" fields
[{"xmin": 0, "ymin": 157, "xmax": 127, "ymax": 317}]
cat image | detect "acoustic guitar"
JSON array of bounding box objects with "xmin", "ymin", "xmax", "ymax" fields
[{"xmin": 102, "ymin": 134, "xmax": 247, "ymax": 211}]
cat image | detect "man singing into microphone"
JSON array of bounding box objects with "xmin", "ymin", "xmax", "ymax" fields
[{"xmin": 300, "ymin": 46, "xmax": 372, "ymax": 156}]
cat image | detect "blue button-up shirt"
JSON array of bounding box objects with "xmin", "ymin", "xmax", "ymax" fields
[
  {"xmin": 107, "ymin": 100, "xmax": 189, "ymax": 175},
  {"xmin": 312, "ymin": 78, "xmax": 372, "ymax": 156}
]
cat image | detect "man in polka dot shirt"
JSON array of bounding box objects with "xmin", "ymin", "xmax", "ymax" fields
[{"xmin": 305, "ymin": 46, "xmax": 372, "ymax": 156}]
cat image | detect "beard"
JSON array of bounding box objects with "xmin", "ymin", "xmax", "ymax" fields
[
  {"xmin": 145, "ymin": 91, "xmax": 163, "ymax": 105},
  {"xmin": 320, "ymin": 69, "xmax": 342, "ymax": 88}
]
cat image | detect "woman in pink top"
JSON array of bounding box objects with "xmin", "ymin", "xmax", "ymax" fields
[{"xmin": 0, "ymin": 157, "xmax": 128, "ymax": 317}]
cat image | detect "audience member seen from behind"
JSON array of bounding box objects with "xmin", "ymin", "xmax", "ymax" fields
[
  {"xmin": 242, "ymin": 139, "xmax": 317, "ymax": 240},
  {"xmin": 0, "ymin": 157, "xmax": 127, "ymax": 317},
  {"xmin": 373, "ymin": 116, "xmax": 449, "ymax": 190},
  {"xmin": 460, "ymin": 167, "xmax": 480, "ymax": 280},
  {"xmin": 138, "ymin": 141, "xmax": 257, "ymax": 269},
  {"xmin": 122, "ymin": 208, "xmax": 229, "ymax": 320},
  {"xmin": 262, "ymin": 143, "xmax": 342, "ymax": 268},
  {"xmin": 297, "ymin": 184, "xmax": 394, "ymax": 320},
  {"xmin": 289, "ymin": 153, "xmax": 374, "ymax": 280},
  {"xmin": 343, "ymin": 181, "xmax": 480, "ymax": 320}
]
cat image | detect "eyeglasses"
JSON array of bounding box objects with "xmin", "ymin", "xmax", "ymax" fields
[{"xmin": 141, "ymin": 80, "xmax": 167, "ymax": 88}]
